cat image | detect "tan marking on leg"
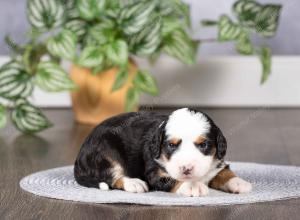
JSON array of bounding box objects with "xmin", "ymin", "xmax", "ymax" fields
[
  {"xmin": 170, "ymin": 181, "xmax": 183, "ymax": 193},
  {"xmin": 113, "ymin": 177, "xmax": 124, "ymax": 189},
  {"xmin": 105, "ymin": 157, "xmax": 125, "ymax": 187},
  {"xmin": 209, "ymin": 167, "xmax": 236, "ymax": 190}
]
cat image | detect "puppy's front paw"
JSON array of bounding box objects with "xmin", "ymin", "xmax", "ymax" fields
[
  {"xmin": 123, "ymin": 177, "xmax": 149, "ymax": 193},
  {"xmin": 176, "ymin": 182, "xmax": 209, "ymax": 197},
  {"xmin": 225, "ymin": 177, "xmax": 252, "ymax": 194}
]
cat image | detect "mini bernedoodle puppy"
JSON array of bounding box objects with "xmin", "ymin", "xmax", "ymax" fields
[{"xmin": 74, "ymin": 108, "xmax": 252, "ymax": 196}]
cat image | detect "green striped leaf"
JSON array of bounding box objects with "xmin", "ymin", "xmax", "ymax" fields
[
  {"xmin": 133, "ymin": 70, "xmax": 158, "ymax": 96},
  {"xmin": 236, "ymin": 34, "xmax": 254, "ymax": 55},
  {"xmin": 62, "ymin": 0, "xmax": 80, "ymax": 19},
  {"xmin": 233, "ymin": 0, "xmax": 261, "ymax": 28},
  {"xmin": 233, "ymin": 1, "xmax": 281, "ymax": 37},
  {"xmin": 0, "ymin": 104, "xmax": 7, "ymax": 129},
  {"xmin": 0, "ymin": 61, "xmax": 33, "ymax": 99},
  {"xmin": 111, "ymin": 68, "xmax": 128, "ymax": 92},
  {"xmin": 11, "ymin": 100, "xmax": 52, "ymax": 133},
  {"xmin": 35, "ymin": 61, "xmax": 76, "ymax": 92},
  {"xmin": 76, "ymin": 0, "xmax": 106, "ymax": 20},
  {"xmin": 130, "ymin": 16, "xmax": 162, "ymax": 56},
  {"xmin": 27, "ymin": 0, "xmax": 64, "ymax": 30},
  {"xmin": 47, "ymin": 29, "xmax": 77, "ymax": 60},
  {"xmin": 159, "ymin": 0, "xmax": 191, "ymax": 27},
  {"xmin": 88, "ymin": 21, "xmax": 116, "ymax": 45},
  {"xmin": 260, "ymin": 47, "xmax": 272, "ymax": 84},
  {"xmin": 125, "ymin": 87, "xmax": 139, "ymax": 112},
  {"xmin": 161, "ymin": 18, "xmax": 182, "ymax": 37},
  {"xmin": 162, "ymin": 28, "xmax": 197, "ymax": 65},
  {"xmin": 78, "ymin": 47, "xmax": 104, "ymax": 68},
  {"xmin": 255, "ymin": 5, "xmax": 281, "ymax": 37},
  {"xmin": 105, "ymin": 0, "xmax": 121, "ymax": 18},
  {"xmin": 120, "ymin": 1, "xmax": 157, "ymax": 35},
  {"xmin": 64, "ymin": 19, "xmax": 87, "ymax": 38},
  {"xmin": 218, "ymin": 15, "xmax": 245, "ymax": 41},
  {"xmin": 106, "ymin": 40, "xmax": 128, "ymax": 65}
]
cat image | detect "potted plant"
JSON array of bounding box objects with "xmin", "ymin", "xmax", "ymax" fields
[{"xmin": 0, "ymin": 0, "xmax": 281, "ymax": 133}]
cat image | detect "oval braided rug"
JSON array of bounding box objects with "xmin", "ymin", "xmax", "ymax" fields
[{"xmin": 20, "ymin": 162, "xmax": 300, "ymax": 206}]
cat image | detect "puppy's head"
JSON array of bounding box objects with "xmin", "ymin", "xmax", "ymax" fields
[{"xmin": 152, "ymin": 108, "xmax": 227, "ymax": 182}]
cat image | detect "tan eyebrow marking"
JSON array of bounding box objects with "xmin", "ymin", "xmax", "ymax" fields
[
  {"xmin": 169, "ymin": 138, "xmax": 181, "ymax": 145},
  {"xmin": 194, "ymin": 136, "xmax": 206, "ymax": 145}
]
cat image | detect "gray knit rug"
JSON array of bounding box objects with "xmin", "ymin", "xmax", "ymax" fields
[{"xmin": 20, "ymin": 162, "xmax": 300, "ymax": 206}]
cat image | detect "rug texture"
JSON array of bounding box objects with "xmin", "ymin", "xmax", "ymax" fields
[{"xmin": 20, "ymin": 162, "xmax": 300, "ymax": 206}]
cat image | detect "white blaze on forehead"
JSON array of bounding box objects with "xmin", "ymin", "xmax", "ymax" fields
[{"xmin": 166, "ymin": 108, "xmax": 210, "ymax": 139}]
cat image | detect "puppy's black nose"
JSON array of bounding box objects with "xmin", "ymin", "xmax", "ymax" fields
[{"xmin": 181, "ymin": 165, "xmax": 194, "ymax": 175}]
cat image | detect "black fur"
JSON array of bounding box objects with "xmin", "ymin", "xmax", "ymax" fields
[
  {"xmin": 190, "ymin": 108, "xmax": 227, "ymax": 159},
  {"xmin": 74, "ymin": 109, "xmax": 227, "ymax": 191}
]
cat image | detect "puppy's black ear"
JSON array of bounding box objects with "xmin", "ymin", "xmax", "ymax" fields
[
  {"xmin": 215, "ymin": 127, "xmax": 227, "ymax": 159},
  {"xmin": 150, "ymin": 121, "xmax": 166, "ymax": 159}
]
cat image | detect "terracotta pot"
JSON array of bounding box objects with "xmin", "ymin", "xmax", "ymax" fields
[{"xmin": 70, "ymin": 62, "xmax": 138, "ymax": 125}]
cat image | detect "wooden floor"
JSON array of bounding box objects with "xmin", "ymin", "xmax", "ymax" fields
[{"xmin": 1, "ymin": 108, "xmax": 300, "ymax": 220}]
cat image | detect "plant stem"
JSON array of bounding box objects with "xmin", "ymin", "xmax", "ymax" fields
[
  {"xmin": 194, "ymin": 38, "xmax": 219, "ymax": 44},
  {"xmin": 5, "ymin": 36, "xmax": 25, "ymax": 54},
  {"xmin": 201, "ymin": 20, "xmax": 218, "ymax": 26}
]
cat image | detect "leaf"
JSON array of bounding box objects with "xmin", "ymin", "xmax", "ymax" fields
[
  {"xmin": 106, "ymin": 40, "xmax": 128, "ymax": 65},
  {"xmin": 162, "ymin": 28, "xmax": 197, "ymax": 65},
  {"xmin": 47, "ymin": 29, "xmax": 77, "ymax": 60},
  {"xmin": 133, "ymin": 70, "xmax": 158, "ymax": 95},
  {"xmin": 64, "ymin": 19, "xmax": 87, "ymax": 39},
  {"xmin": 129, "ymin": 16, "xmax": 162, "ymax": 56},
  {"xmin": 78, "ymin": 47, "xmax": 104, "ymax": 68},
  {"xmin": 88, "ymin": 21, "xmax": 116, "ymax": 45},
  {"xmin": 27, "ymin": 0, "xmax": 64, "ymax": 30},
  {"xmin": 159, "ymin": 0, "xmax": 191, "ymax": 27},
  {"xmin": 125, "ymin": 88, "xmax": 139, "ymax": 112},
  {"xmin": 111, "ymin": 68, "xmax": 128, "ymax": 92},
  {"xmin": 119, "ymin": 1, "xmax": 157, "ymax": 35},
  {"xmin": 0, "ymin": 61, "xmax": 33, "ymax": 99},
  {"xmin": 62, "ymin": 0, "xmax": 80, "ymax": 19},
  {"xmin": 235, "ymin": 34, "xmax": 254, "ymax": 55},
  {"xmin": 0, "ymin": 104, "xmax": 7, "ymax": 129},
  {"xmin": 5, "ymin": 36, "xmax": 25, "ymax": 54},
  {"xmin": 255, "ymin": 5, "xmax": 281, "ymax": 37},
  {"xmin": 218, "ymin": 15, "xmax": 246, "ymax": 41},
  {"xmin": 11, "ymin": 99, "xmax": 52, "ymax": 133},
  {"xmin": 35, "ymin": 61, "xmax": 76, "ymax": 92},
  {"xmin": 76, "ymin": 0, "xmax": 106, "ymax": 20},
  {"xmin": 260, "ymin": 47, "xmax": 272, "ymax": 84},
  {"xmin": 233, "ymin": 0, "xmax": 262, "ymax": 28},
  {"xmin": 105, "ymin": 0, "xmax": 121, "ymax": 18},
  {"xmin": 161, "ymin": 18, "xmax": 182, "ymax": 37},
  {"xmin": 233, "ymin": 0, "xmax": 281, "ymax": 37}
]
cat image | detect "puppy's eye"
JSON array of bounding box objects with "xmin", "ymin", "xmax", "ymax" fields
[
  {"xmin": 168, "ymin": 143, "xmax": 178, "ymax": 148},
  {"xmin": 197, "ymin": 142, "xmax": 208, "ymax": 149}
]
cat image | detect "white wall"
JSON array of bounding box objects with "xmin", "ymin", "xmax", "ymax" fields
[
  {"xmin": 0, "ymin": 1, "xmax": 299, "ymax": 107},
  {"xmin": 1, "ymin": 56, "xmax": 299, "ymax": 107}
]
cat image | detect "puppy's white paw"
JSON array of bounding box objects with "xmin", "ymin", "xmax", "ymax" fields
[
  {"xmin": 176, "ymin": 181, "xmax": 209, "ymax": 197},
  {"xmin": 123, "ymin": 177, "xmax": 149, "ymax": 193},
  {"xmin": 225, "ymin": 177, "xmax": 252, "ymax": 194},
  {"xmin": 99, "ymin": 182, "xmax": 109, "ymax": 190}
]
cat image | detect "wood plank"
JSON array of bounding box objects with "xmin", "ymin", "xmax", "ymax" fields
[{"xmin": 0, "ymin": 108, "xmax": 299, "ymax": 219}]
